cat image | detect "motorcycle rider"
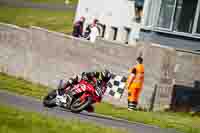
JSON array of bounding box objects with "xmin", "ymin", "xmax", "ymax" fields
[{"xmin": 59, "ymin": 69, "xmax": 112, "ymax": 112}]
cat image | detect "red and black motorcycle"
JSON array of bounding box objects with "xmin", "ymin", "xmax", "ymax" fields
[{"xmin": 43, "ymin": 79, "xmax": 105, "ymax": 113}]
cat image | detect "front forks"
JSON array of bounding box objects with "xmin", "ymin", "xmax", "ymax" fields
[
  {"xmin": 65, "ymin": 94, "xmax": 73, "ymax": 108},
  {"xmin": 55, "ymin": 89, "xmax": 73, "ymax": 108}
]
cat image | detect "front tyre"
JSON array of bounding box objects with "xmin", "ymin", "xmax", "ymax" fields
[
  {"xmin": 43, "ymin": 90, "xmax": 57, "ymax": 108},
  {"xmin": 70, "ymin": 96, "xmax": 92, "ymax": 113}
]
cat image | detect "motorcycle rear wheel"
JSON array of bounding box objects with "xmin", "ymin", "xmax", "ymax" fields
[
  {"xmin": 43, "ymin": 90, "xmax": 57, "ymax": 108},
  {"xmin": 70, "ymin": 96, "xmax": 92, "ymax": 113}
]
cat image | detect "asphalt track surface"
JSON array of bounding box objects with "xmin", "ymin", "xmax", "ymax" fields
[{"xmin": 0, "ymin": 90, "xmax": 181, "ymax": 133}]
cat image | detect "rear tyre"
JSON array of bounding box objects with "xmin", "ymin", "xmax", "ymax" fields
[
  {"xmin": 43, "ymin": 90, "xmax": 57, "ymax": 108},
  {"xmin": 70, "ymin": 96, "xmax": 92, "ymax": 113}
]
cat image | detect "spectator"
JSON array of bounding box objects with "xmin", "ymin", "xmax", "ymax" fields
[
  {"xmin": 83, "ymin": 19, "xmax": 102, "ymax": 40},
  {"xmin": 72, "ymin": 16, "xmax": 85, "ymax": 38},
  {"xmin": 83, "ymin": 24, "xmax": 92, "ymax": 40},
  {"xmin": 134, "ymin": 0, "xmax": 145, "ymax": 23},
  {"xmin": 89, "ymin": 19, "xmax": 100, "ymax": 43}
]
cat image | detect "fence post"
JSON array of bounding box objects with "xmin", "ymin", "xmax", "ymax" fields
[{"xmin": 149, "ymin": 84, "xmax": 158, "ymax": 111}]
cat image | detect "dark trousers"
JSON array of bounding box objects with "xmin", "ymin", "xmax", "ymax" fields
[{"xmin": 128, "ymin": 101, "xmax": 138, "ymax": 110}]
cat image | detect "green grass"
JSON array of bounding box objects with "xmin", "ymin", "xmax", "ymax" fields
[
  {"xmin": 21, "ymin": 0, "xmax": 65, "ymax": 4},
  {"xmin": 0, "ymin": 6, "xmax": 75, "ymax": 33},
  {"xmin": 0, "ymin": 73, "xmax": 49, "ymax": 99},
  {"xmin": 68, "ymin": 0, "xmax": 78, "ymax": 5},
  {"xmin": 0, "ymin": 72, "xmax": 200, "ymax": 133},
  {"xmin": 0, "ymin": 104, "xmax": 126, "ymax": 133},
  {"xmin": 20, "ymin": 0, "xmax": 78, "ymax": 4},
  {"xmin": 28, "ymin": 0, "xmax": 65, "ymax": 4},
  {"xmin": 95, "ymin": 103, "xmax": 200, "ymax": 133}
]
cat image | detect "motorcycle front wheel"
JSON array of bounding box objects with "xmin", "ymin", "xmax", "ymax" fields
[
  {"xmin": 70, "ymin": 96, "xmax": 92, "ymax": 113},
  {"xmin": 43, "ymin": 90, "xmax": 57, "ymax": 108}
]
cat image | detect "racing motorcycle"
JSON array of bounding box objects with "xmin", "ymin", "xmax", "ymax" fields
[{"xmin": 43, "ymin": 79, "xmax": 105, "ymax": 113}]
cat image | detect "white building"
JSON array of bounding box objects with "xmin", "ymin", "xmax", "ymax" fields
[
  {"xmin": 75, "ymin": 0, "xmax": 141, "ymax": 44},
  {"xmin": 75, "ymin": 0, "xmax": 200, "ymax": 50}
]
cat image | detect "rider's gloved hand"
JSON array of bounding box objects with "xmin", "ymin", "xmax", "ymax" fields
[{"xmin": 63, "ymin": 75, "xmax": 79, "ymax": 89}]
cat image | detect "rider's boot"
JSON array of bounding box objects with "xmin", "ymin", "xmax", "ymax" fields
[
  {"xmin": 85, "ymin": 105, "xmax": 94, "ymax": 113},
  {"xmin": 58, "ymin": 88, "xmax": 65, "ymax": 96}
]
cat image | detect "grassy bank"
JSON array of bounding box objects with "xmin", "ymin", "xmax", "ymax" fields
[
  {"xmin": 0, "ymin": 72, "xmax": 199, "ymax": 133},
  {"xmin": 25, "ymin": 0, "xmax": 65, "ymax": 4},
  {"xmin": 0, "ymin": 6, "xmax": 75, "ymax": 33},
  {"xmin": 0, "ymin": 104, "xmax": 125, "ymax": 133},
  {"xmin": 68, "ymin": 0, "xmax": 78, "ymax": 5},
  {"xmin": 20, "ymin": 0, "xmax": 78, "ymax": 5}
]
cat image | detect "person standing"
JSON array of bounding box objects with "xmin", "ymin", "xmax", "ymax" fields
[
  {"xmin": 89, "ymin": 19, "xmax": 100, "ymax": 43},
  {"xmin": 126, "ymin": 57, "xmax": 144, "ymax": 111},
  {"xmin": 134, "ymin": 0, "xmax": 145, "ymax": 23},
  {"xmin": 72, "ymin": 16, "xmax": 85, "ymax": 38}
]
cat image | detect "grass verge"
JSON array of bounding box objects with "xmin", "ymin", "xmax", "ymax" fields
[
  {"xmin": 68, "ymin": 0, "xmax": 78, "ymax": 5},
  {"xmin": 0, "ymin": 104, "xmax": 125, "ymax": 133},
  {"xmin": 0, "ymin": 72, "xmax": 200, "ymax": 133},
  {"xmin": 20, "ymin": 0, "xmax": 78, "ymax": 5},
  {"xmin": 24, "ymin": 0, "xmax": 65, "ymax": 4},
  {"xmin": 0, "ymin": 6, "xmax": 75, "ymax": 33}
]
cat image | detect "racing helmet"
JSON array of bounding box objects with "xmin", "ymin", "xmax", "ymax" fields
[{"xmin": 101, "ymin": 69, "xmax": 112, "ymax": 82}]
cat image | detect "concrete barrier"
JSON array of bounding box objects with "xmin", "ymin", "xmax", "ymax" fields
[
  {"xmin": 0, "ymin": 23, "xmax": 31, "ymax": 79},
  {"xmin": 1, "ymin": 23, "xmax": 200, "ymax": 110}
]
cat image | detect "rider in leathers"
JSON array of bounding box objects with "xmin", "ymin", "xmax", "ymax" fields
[{"xmin": 59, "ymin": 70, "xmax": 112, "ymax": 112}]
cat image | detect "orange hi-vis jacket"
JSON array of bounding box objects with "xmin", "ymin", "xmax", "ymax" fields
[{"xmin": 127, "ymin": 64, "xmax": 144, "ymax": 102}]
